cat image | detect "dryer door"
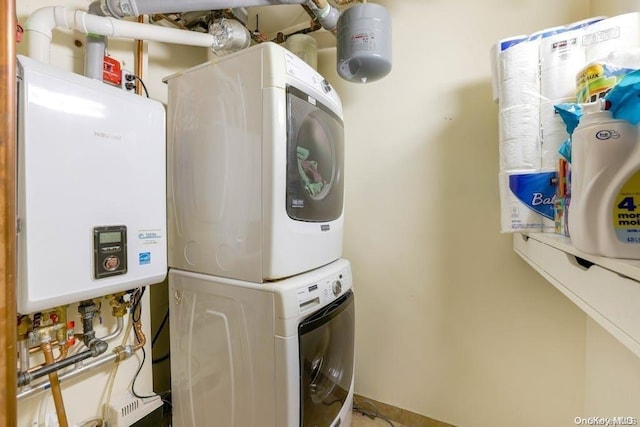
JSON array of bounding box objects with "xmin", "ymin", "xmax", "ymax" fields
[
  {"xmin": 299, "ymin": 290, "xmax": 355, "ymax": 427},
  {"xmin": 286, "ymin": 85, "xmax": 344, "ymax": 222}
]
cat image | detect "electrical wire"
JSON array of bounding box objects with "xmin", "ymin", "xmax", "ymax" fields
[
  {"xmin": 352, "ymin": 397, "xmax": 396, "ymax": 427},
  {"xmin": 151, "ymin": 305, "xmax": 171, "ymax": 363},
  {"xmin": 152, "ymin": 306, "xmax": 169, "ymax": 347},
  {"xmin": 130, "ymin": 287, "xmax": 157, "ymax": 400},
  {"xmin": 130, "ymin": 74, "xmax": 149, "ymax": 98}
]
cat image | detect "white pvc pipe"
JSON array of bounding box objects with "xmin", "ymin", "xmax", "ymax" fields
[{"xmin": 26, "ymin": 6, "xmax": 215, "ymax": 64}]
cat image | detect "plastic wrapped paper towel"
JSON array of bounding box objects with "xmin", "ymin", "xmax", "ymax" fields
[
  {"xmin": 584, "ymin": 13, "xmax": 640, "ymax": 63},
  {"xmin": 499, "ymin": 105, "xmax": 541, "ymax": 170},
  {"xmin": 497, "ymin": 38, "xmax": 540, "ymax": 109},
  {"xmin": 490, "ymin": 35, "xmax": 527, "ymax": 103},
  {"xmin": 541, "ymin": 97, "xmax": 572, "ymax": 169},
  {"xmin": 539, "ymin": 28, "xmax": 586, "ymax": 100}
]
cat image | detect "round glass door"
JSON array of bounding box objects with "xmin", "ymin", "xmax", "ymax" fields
[
  {"xmin": 286, "ymin": 85, "xmax": 344, "ymax": 222},
  {"xmin": 299, "ymin": 291, "xmax": 355, "ymax": 427}
]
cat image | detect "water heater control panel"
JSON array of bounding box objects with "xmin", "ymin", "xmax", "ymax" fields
[{"xmin": 94, "ymin": 226, "xmax": 127, "ymax": 279}]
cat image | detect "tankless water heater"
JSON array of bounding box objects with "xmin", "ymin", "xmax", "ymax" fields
[{"xmin": 16, "ymin": 55, "xmax": 167, "ymax": 314}]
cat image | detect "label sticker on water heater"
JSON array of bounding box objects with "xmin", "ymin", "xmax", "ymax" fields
[
  {"xmin": 137, "ymin": 228, "xmax": 162, "ymax": 245},
  {"xmin": 139, "ymin": 252, "xmax": 151, "ymax": 265}
]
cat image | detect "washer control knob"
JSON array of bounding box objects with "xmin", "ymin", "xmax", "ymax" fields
[
  {"xmin": 322, "ymin": 79, "xmax": 332, "ymax": 93},
  {"xmin": 332, "ymin": 280, "xmax": 342, "ymax": 296}
]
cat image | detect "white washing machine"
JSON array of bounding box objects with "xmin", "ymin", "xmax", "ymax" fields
[
  {"xmin": 169, "ymin": 258, "xmax": 355, "ymax": 427},
  {"xmin": 165, "ymin": 42, "xmax": 345, "ymax": 282}
]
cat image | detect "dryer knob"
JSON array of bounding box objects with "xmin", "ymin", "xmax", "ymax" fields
[{"xmin": 332, "ymin": 280, "xmax": 342, "ymax": 296}]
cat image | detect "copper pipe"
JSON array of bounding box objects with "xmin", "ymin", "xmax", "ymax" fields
[
  {"xmin": 0, "ymin": 0, "xmax": 18, "ymax": 425},
  {"xmin": 131, "ymin": 318, "xmax": 146, "ymax": 351},
  {"xmin": 41, "ymin": 341, "xmax": 69, "ymax": 427},
  {"xmin": 135, "ymin": 15, "xmax": 144, "ymax": 96}
]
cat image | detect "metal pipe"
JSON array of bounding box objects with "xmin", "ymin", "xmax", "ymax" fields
[
  {"xmin": 135, "ymin": 15, "xmax": 144, "ymax": 96},
  {"xmin": 99, "ymin": 0, "xmax": 306, "ymax": 18},
  {"xmin": 41, "ymin": 339, "xmax": 69, "ymax": 427},
  {"xmin": 0, "ymin": 0, "xmax": 18, "ymax": 423},
  {"xmin": 78, "ymin": 300, "xmax": 97, "ymax": 347},
  {"xmin": 18, "ymin": 340, "xmax": 108, "ymax": 387},
  {"xmin": 101, "ymin": 315, "xmax": 124, "ymax": 343},
  {"xmin": 18, "ymin": 352, "xmax": 117, "ymax": 401}
]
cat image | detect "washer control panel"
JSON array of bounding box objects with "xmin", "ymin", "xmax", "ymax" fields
[
  {"xmin": 296, "ymin": 270, "xmax": 348, "ymax": 314},
  {"xmin": 93, "ymin": 225, "xmax": 127, "ymax": 279}
]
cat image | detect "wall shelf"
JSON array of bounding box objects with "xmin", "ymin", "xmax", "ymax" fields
[{"xmin": 513, "ymin": 232, "xmax": 640, "ymax": 358}]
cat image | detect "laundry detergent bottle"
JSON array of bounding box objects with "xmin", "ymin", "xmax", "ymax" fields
[{"xmin": 569, "ymin": 104, "xmax": 640, "ymax": 258}]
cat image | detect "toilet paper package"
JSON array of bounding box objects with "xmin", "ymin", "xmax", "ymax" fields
[
  {"xmin": 499, "ymin": 170, "xmax": 557, "ymax": 233},
  {"xmin": 583, "ymin": 13, "xmax": 640, "ymax": 63}
]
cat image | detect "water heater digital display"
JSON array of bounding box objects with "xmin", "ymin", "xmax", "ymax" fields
[{"xmin": 94, "ymin": 226, "xmax": 127, "ymax": 279}]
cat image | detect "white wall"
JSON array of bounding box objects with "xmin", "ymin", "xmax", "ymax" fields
[{"xmin": 317, "ymin": 1, "xmax": 592, "ymax": 426}]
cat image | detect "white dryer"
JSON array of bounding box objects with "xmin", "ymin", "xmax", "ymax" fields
[
  {"xmin": 165, "ymin": 42, "xmax": 344, "ymax": 282},
  {"xmin": 169, "ymin": 259, "xmax": 355, "ymax": 427}
]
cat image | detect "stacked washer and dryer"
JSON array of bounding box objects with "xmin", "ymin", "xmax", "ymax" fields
[{"xmin": 165, "ymin": 42, "xmax": 354, "ymax": 427}]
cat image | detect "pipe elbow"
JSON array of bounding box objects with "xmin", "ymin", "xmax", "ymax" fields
[
  {"xmin": 90, "ymin": 339, "xmax": 108, "ymax": 357},
  {"xmin": 24, "ymin": 6, "xmax": 58, "ymax": 39}
]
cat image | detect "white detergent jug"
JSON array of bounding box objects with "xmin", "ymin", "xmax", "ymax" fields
[{"xmin": 569, "ymin": 103, "xmax": 640, "ymax": 258}]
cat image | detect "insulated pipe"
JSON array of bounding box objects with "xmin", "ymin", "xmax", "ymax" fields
[
  {"xmin": 26, "ymin": 6, "xmax": 217, "ymax": 64},
  {"xmin": 99, "ymin": 0, "xmax": 306, "ymax": 18},
  {"xmin": 305, "ymin": 0, "xmax": 339, "ymax": 32}
]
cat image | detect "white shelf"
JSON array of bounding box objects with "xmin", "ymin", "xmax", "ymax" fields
[{"xmin": 514, "ymin": 232, "xmax": 640, "ymax": 358}]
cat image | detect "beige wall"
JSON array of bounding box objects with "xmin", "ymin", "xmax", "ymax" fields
[
  {"xmin": 317, "ymin": 1, "xmax": 591, "ymax": 426},
  {"xmin": 15, "ymin": 0, "xmax": 640, "ymax": 426},
  {"xmin": 590, "ymin": 0, "xmax": 640, "ymax": 17}
]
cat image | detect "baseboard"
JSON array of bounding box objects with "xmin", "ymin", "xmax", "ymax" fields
[{"xmin": 353, "ymin": 394, "xmax": 456, "ymax": 427}]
